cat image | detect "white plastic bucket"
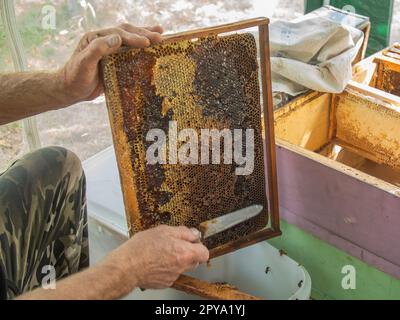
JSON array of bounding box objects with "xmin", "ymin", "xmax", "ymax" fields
[{"xmin": 84, "ymin": 148, "xmax": 312, "ymax": 300}]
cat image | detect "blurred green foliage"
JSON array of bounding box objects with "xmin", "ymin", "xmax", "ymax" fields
[
  {"xmin": 0, "ymin": 19, "xmax": 9, "ymax": 67},
  {"xmin": 0, "ymin": 2, "xmax": 81, "ymax": 69}
]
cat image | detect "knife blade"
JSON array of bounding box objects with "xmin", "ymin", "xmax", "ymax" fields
[{"xmin": 199, "ymin": 205, "xmax": 263, "ymax": 240}]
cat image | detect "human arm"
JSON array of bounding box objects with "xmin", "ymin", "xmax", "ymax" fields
[
  {"xmin": 17, "ymin": 226, "xmax": 209, "ymax": 300},
  {"xmin": 0, "ymin": 24, "xmax": 163, "ymax": 126}
]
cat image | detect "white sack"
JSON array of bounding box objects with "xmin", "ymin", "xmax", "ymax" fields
[{"xmin": 270, "ymin": 16, "xmax": 364, "ymax": 96}]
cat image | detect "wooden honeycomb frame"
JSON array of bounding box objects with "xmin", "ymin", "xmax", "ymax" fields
[
  {"xmin": 102, "ymin": 18, "xmax": 280, "ymax": 298},
  {"xmin": 373, "ymin": 44, "xmax": 400, "ymax": 98}
]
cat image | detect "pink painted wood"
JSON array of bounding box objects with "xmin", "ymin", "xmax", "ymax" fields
[{"xmin": 276, "ymin": 145, "xmax": 400, "ymax": 279}]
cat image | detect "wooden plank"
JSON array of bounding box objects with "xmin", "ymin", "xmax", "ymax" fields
[
  {"xmin": 354, "ymin": 23, "xmax": 371, "ymax": 64},
  {"xmin": 259, "ymin": 22, "xmax": 280, "ymax": 233},
  {"xmin": 162, "ymin": 17, "xmax": 269, "ymax": 43},
  {"xmin": 328, "ymin": 92, "xmax": 337, "ymax": 141},
  {"xmin": 388, "ymin": 46, "xmax": 400, "ymax": 55},
  {"xmin": 347, "ymin": 80, "xmax": 400, "ymax": 106},
  {"xmin": 378, "ymin": 64, "xmax": 390, "ymax": 91},
  {"xmin": 374, "ymin": 55, "xmax": 400, "ymax": 73},
  {"xmin": 209, "ymin": 228, "xmax": 282, "ymax": 259},
  {"xmin": 383, "ymin": 51, "xmax": 400, "ymax": 61},
  {"xmin": 173, "ymin": 275, "xmax": 262, "ymax": 300},
  {"xmin": 334, "ymin": 88, "xmax": 400, "ymax": 170},
  {"xmin": 275, "ymin": 92, "xmax": 332, "ymax": 152}
]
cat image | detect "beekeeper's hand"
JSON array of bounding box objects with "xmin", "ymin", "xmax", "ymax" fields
[
  {"xmin": 18, "ymin": 225, "xmax": 208, "ymax": 300},
  {"xmin": 58, "ymin": 23, "xmax": 163, "ymax": 104},
  {"xmin": 100, "ymin": 225, "xmax": 210, "ymax": 293}
]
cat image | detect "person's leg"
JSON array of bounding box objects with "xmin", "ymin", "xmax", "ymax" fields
[{"xmin": 0, "ymin": 147, "xmax": 89, "ymax": 299}]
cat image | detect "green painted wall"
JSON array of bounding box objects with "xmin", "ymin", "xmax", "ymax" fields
[{"xmin": 268, "ymin": 221, "xmax": 400, "ymax": 300}]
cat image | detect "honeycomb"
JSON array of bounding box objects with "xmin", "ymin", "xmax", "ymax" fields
[
  {"xmin": 381, "ymin": 69, "xmax": 400, "ymax": 97},
  {"xmin": 379, "ymin": 45, "xmax": 400, "ymax": 97},
  {"xmin": 102, "ymin": 33, "xmax": 268, "ymax": 249}
]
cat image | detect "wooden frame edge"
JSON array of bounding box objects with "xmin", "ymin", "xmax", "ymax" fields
[
  {"xmin": 162, "ymin": 17, "xmax": 269, "ymax": 43},
  {"xmin": 347, "ymin": 80, "xmax": 400, "ymax": 107}
]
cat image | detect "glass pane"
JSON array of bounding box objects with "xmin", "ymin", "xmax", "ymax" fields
[
  {"xmin": 15, "ymin": 0, "xmax": 112, "ymax": 162},
  {"xmin": 12, "ymin": 0, "xmax": 304, "ymax": 163},
  {"xmin": 79, "ymin": 0, "xmax": 304, "ymax": 33},
  {"xmin": 36, "ymin": 102, "xmax": 113, "ymax": 161},
  {"xmin": 0, "ymin": 121, "xmax": 27, "ymax": 173},
  {"xmin": 0, "ymin": 14, "xmax": 26, "ymax": 173},
  {"xmin": 0, "ymin": 17, "xmax": 14, "ymax": 73}
]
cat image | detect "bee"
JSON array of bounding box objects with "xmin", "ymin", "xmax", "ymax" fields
[{"xmin": 279, "ymin": 249, "xmax": 287, "ymax": 256}]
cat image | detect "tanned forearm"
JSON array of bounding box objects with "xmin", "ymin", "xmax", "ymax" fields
[
  {"xmin": 16, "ymin": 226, "xmax": 209, "ymax": 300},
  {"xmin": 0, "ymin": 24, "xmax": 165, "ymax": 127},
  {"xmin": 17, "ymin": 258, "xmax": 137, "ymax": 300},
  {"xmin": 0, "ymin": 72, "xmax": 72, "ymax": 126}
]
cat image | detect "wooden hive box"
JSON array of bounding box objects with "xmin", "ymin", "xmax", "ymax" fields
[
  {"xmin": 275, "ymin": 74, "xmax": 400, "ymax": 279},
  {"xmin": 102, "ymin": 18, "xmax": 281, "ymax": 299},
  {"xmin": 354, "ymin": 43, "xmax": 400, "ymax": 98}
]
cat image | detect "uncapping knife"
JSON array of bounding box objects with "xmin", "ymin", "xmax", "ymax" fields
[{"xmin": 199, "ymin": 205, "xmax": 263, "ymax": 240}]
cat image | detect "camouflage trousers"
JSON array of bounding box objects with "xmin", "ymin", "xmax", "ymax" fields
[{"xmin": 0, "ymin": 147, "xmax": 89, "ymax": 299}]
